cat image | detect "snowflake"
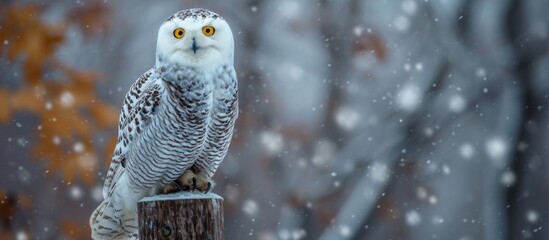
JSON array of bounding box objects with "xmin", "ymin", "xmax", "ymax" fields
[
  {"xmin": 526, "ymin": 210, "xmax": 539, "ymax": 223},
  {"xmin": 45, "ymin": 101, "xmax": 53, "ymax": 110},
  {"xmin": 485, "ymin": 137, "xmax": 508, "ymax": 162},
  {"xmin": 442, "ymin": 164, "xmax": 451, "ymax": 174},
  {"xmin": 448, "ymin": 95, "xmax": 466, "ymax": 113},
  {"xmin": 428, "ymin": 195, "xmax": 438, "ymax": 205},
  {"xmin": 339, "ymin": 225, "xmax": 351, "ymax": 237},
  {"xmin": 432, "ymin": 216, "xmax": 444, "ymax": 225},
  {"xmin": 260, "ymin": 131, "xmax": 284, "ymax": 154},
  {"xmin": 91, "ymin": 185, "xmax": 103, "ymax": 202},
  {"xmin": 335, "ymin": 107, "xmax": 360, "ymax": 131},
  {"xmin": 369, "ymin": 162, "xmax": 389, "ymax": 183},
  {"xmin": 501, "ymin": 171, "xmax": 516, "ymax": 187},
  {"xmin": 459, "ymin": 143, "xmax": 475, "ymax": 159},
  {"xmin": 16, "ymin": 231, "xmax": 28, "ymax": 240},
  {"xmin": 402, "ymin": 0, "xmax": 417, "ymax": 14},
  {"xmin": 424, "ymin": 127, "xmax": 434, "ymax": 137},
  {"xmin": 394, "ymin": 16, "xmax": 410, "ymax": 31},
  {"xmin": 291, "ymin": 229, "xmax": 306, "ymax": 240},
  {"xmin": 279, "ymin": 229, "xmax": 290, "ymax": 240},
  {"xmin": 242, "ymin": 199, "xmax": 259, "ymax": 217},
  {"xmin": 311, "ymin": 139, "xmax": 336, "ymax": 166},
  {"xmin": 59, "ymin": 91, "xmax": 75, "ymax": 108},
  {"xmin": 475, "ymin": 68, "xmax": 487, "ymax": 78},
  {"xmin": 279, "ymin": 1, "xmax": 300, "ymax": 19},
  {"xmin": 406, "ymin": 210, "xmax": 421, "ymax": 226},
  {"xmin": 73, "ymin": 142, "xmax": 85, "ymax": 153},
  {"xmin": 415, "ymin": 62, "xmax": 423, "ymax": 71},
  {"xmin": 397, "ymin": 84, "xmax": 421, "ymax": 112},
  {"xmin": 416, "ymin": 186, "xmax": 428, "ymax": 200},
  {"xmin": 281, "ymin": 62, "xmax": 304, "ymax": 81},
  {"xmin": 353, "ymin": 26, "xmax": 364, "ymax": 36},
  {"xmin": 70, "ymin": 186, "xmax": 83, "ymax": 200}
]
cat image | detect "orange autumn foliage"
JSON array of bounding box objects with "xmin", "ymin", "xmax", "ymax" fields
[
  {"xmin": 0, "ymin": 3, "xmax": 118, "ymax": 186},
  {"xmin": 62, "ymin": 221, "xmax": 91, "ymax": 239}
]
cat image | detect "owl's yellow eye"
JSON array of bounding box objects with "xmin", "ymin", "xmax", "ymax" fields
[
  {"xmin": 173, "ymin": 28, "xmax": 185, "ymax": 39},
  {"xmin": 202, "ymin": 26, "xmax": 215, "ymax": 36}
]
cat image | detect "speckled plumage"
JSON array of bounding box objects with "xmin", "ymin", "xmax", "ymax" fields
[{"xmin": 90, "ymin": 8, "xmax": 237, "ymax": 240}]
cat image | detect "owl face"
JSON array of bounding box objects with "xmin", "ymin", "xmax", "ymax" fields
[{"xmin": 156, "ymin": 9, "xmax": 234, "ymax": 68}]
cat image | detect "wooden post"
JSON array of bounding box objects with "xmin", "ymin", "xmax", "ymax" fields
[{"xmin": 138, "ymin": 192, "xmax": 224, "ymax": 240}]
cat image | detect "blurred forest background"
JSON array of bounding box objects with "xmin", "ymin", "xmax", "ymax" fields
[{"xmin": 1, "ymin": 0, "xmax": 548, "ymax": 239}]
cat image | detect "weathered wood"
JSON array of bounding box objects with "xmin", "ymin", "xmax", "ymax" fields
[{"xmin": 138, "ymin": 192, "xmax": 224, "ymax": 240}]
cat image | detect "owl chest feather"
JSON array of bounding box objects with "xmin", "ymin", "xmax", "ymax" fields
[{"xmin": 125, "ymin": 65, "xmax": 236, "ymax": 188}]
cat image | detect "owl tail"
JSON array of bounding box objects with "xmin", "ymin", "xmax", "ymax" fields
[{"xmin": 90, "ymin": 197, "xmax": 130, "ymax": 240}]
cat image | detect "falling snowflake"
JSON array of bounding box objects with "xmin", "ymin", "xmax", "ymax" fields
[
  {"xmin": 311, "ymin": 139, "xmax": 336, "ymax": 166},
  {"xmin": 59, "ymin": 91, "xmax": 75, "ymax": 107},
  {"xmin": 501, "ymin": 171, "xmax": 516, "ymax": 187},
  {"xmin": 281, "ymin": 62, "xmax": 304, "ymax": 81},
  {"xmin": 77, "ymin": 153, "xmax": 97, "ymax": 169},
  {"xmin": 335, "ymin": 107, "xmax": 360, "ymax": 131},
  {"xmin": 448, "ymin": 95, "xmax": 466, "ymax": 113},
  {"xmin": 45, "ymin": 101, "xmax": 53, "ymax": 110},
  {"xmin": 339, "ymin": 225, "xmax": 351, "ymax": 237},
  {"xmin": 397, "ymin": 84, "xmax": 421, "ymax": 112},
  {"xmin": 459, "ymin": 143, "xmax": 475, "ymax": 159},
  {"xmin": 369, "ymin": 162, "xmax": 390, "ymax": 183},
  {"xmin": 16, "ymin": 231, "xmax": 28, "ymax": 240},
  {"xmin": 243, "ymin": 199, "xmax": 259, "ymax": 217},
  {"xmin": 260, "ymin": 131, "xmax": 284, "ymax": 154},
  {"xmin": 475, "ymin": 68, "xmax": 487, "ymax": 78},
  {"xmin": 416, "ymin": 186, "xmax": 428, "ymax": 200},
  {"xmin": 291, "ymin": 229, "xmax": 306, "ymax": 240},
  {"xmin": 91, "ymin": 185, "xmax": 103, "ymax": 202},
  {"xmin": 424, "ymin": 127, "xmax": 434, "ymax": 137},
  {"xmin": 402, "ymin": 0, "xmax": 417, "ymax": 15},
  {"xmin": 70, "ymin": 186, "xmax": 83, "ymax": 200},
  {"xmin": 406, "ymin": 210, "xmax": 421, "ymax": 226},
  {"xmin": 73, "ymin": 142, "xmax": 85, "ymax": 153},
  {"xmin": 404, "ymin": 63, "xmax": 412, "ymax": 71},
  {"xmin": 442, "ymin": 164, "xmax": 451, "ymax": 174},
  {"xmin": 279, "ymin": 229, "xmax": 290, "ymax": 240},
  {"xmin": 432, "ymin": 216, "xmax": 444, "ymax": 225},
  {"xmin": 414, "ymin": 62, "xmax": 423, "ymax": 71},
  {"xmin": 428, "ymin": 195, "xmax": 438, "ymax": 205},
  {"xmin": 394, "ymin": 16, "xmax": 410, "ymax": 31},
  {"xmin": 526, "ymin": 210, "xmax": 539, "ymax": 223},
  {"xmin": 353, "ymin": 26, "xmax": 364, "ymax": 36},
  {"xmin": 485, "ymin": 137, "xmax": 508, "ymax": 163},
  {"xmin": 279, "ymin": 1, "xmax": 300, "ymax": 19}
]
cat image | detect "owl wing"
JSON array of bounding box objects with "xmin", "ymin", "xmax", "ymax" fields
[{"xmin": 102, "ymin": 69, "xmax": 161, "ymax": 199}]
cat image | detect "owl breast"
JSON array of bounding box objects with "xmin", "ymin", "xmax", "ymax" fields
[{"xmin": 125, "ymin": 65, "xmax": 237, "ymax": 189}]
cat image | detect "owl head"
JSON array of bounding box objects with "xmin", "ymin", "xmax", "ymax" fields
[{"xmin": 156, "ymin": 9, "xmax": 234, "ymax": 68}]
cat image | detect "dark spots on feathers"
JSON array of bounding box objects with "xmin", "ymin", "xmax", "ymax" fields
[{"xmin": 165, "ymin": 8, "xmax": 222, "ymax": 22}]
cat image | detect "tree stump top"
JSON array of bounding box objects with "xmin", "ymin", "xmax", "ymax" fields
[{"xmin": 139, "ymin": 191, "xmax": 223, "ymax": 202}]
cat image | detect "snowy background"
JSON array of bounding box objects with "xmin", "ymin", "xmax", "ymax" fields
[{"xmin": 1, "ymin": 0, "xmax": 549, "ymax": 239}]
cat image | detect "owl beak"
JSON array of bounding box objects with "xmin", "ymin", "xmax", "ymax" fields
[{"xmin": 192, "ymin": 37, "xmax": 199, "ymax": 54}]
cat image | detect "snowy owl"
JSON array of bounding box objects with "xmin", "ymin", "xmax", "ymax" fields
[{"xmin": 89, "ymin": 8, "xmax": 238, "ymax": 239}]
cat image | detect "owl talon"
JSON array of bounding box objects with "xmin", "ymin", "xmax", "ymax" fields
[
  {"xmin": 172, "ymin": 168, "xmax": 213, "ymax": 193},
  {"xmin": 161, "ymin": 182, "xmax": 181, "ymax": 194},
  {"xmin": 204, "ymin": 182, "xmax": 212, "ymax": 194},
  {"xmin": 173, "ymin": 181, "xmax": 185, "ymax": 192}
]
